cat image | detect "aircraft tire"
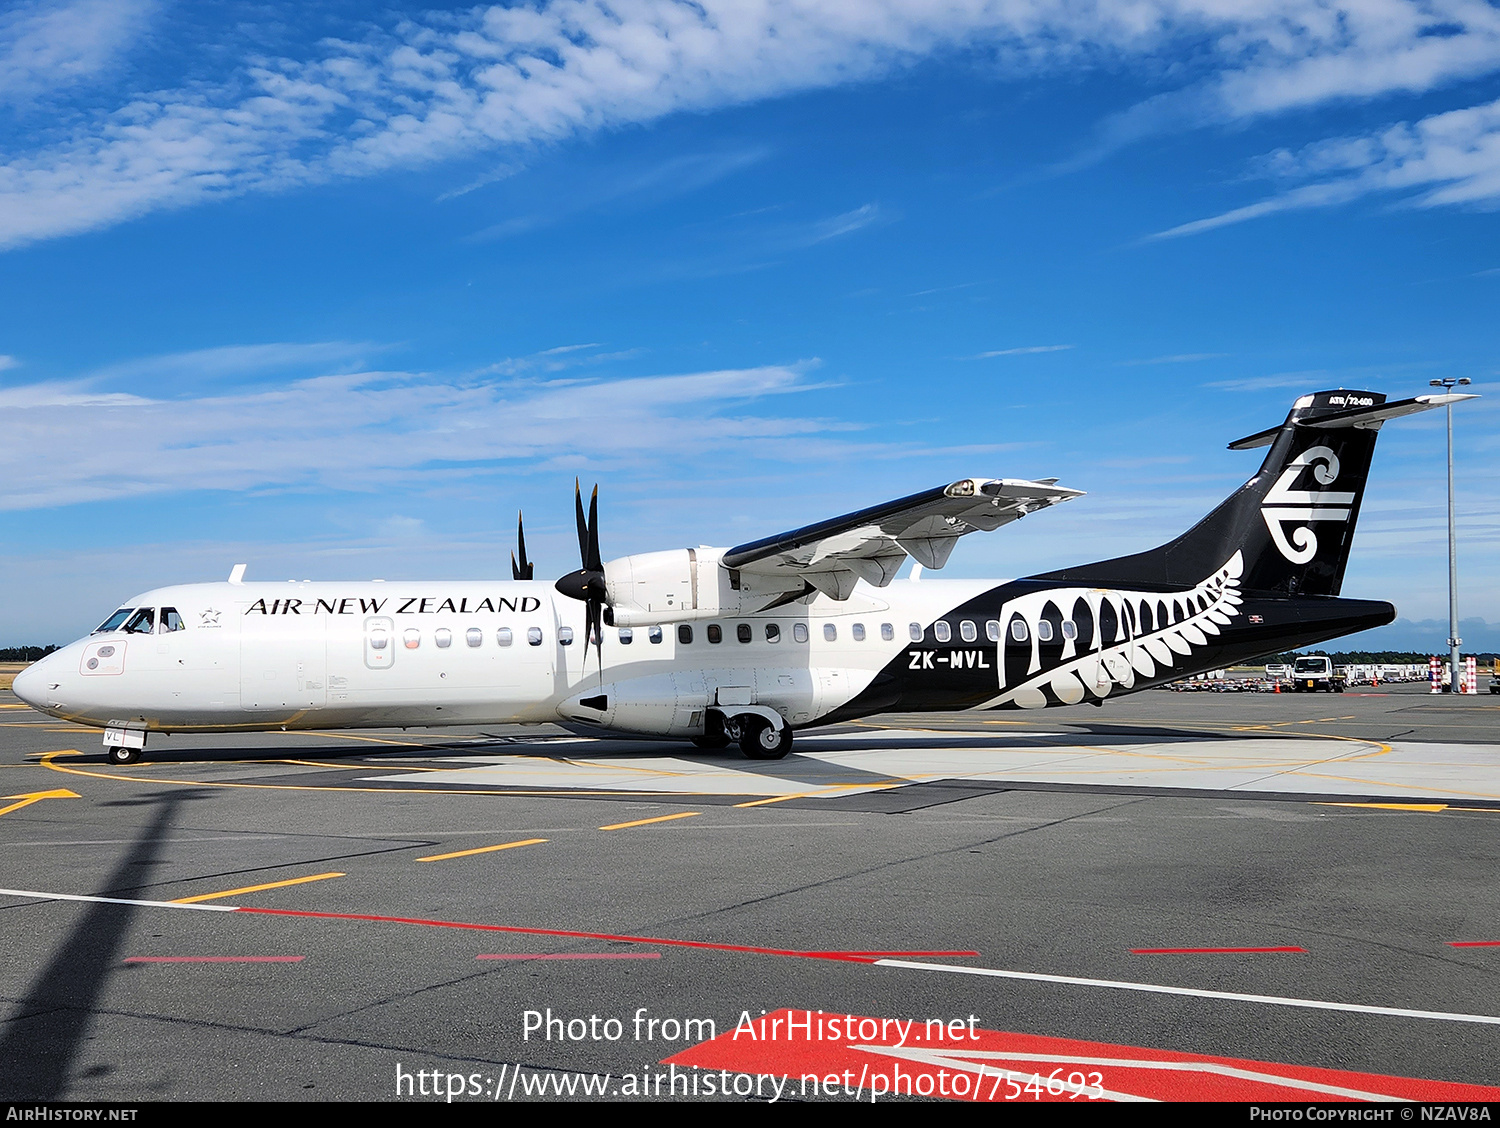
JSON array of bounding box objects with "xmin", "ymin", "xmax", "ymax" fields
[
  {"xmin": 741, "ymin": 718, "xmax": 793, "ymax": 760},
  {"xmin": 105, "ymin": 744, "xmax": 142, "ymax": 766}
]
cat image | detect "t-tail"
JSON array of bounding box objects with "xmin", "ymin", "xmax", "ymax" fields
[{"xmin": 1035, "ymin": 389, "xmax": 1471, "ymax": 599}]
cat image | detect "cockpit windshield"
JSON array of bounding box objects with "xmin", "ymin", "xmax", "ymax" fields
[
  {"xmin": 122, "ymin": 608, "xmax": 155, "ymax": 634},
  {"xmin": 94, "ymin": 608, "xmax": 134, "ymax": 634}
]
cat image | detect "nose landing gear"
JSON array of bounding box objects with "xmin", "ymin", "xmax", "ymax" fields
[{"xmin": 103, "ymin": 725, "xmax": 146, "ymax": 766}]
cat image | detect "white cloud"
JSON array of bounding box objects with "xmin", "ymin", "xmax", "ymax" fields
[
  {"xmin": 1121, "ymin": 353, "xmax": 1228, "ymax": 365},
  {"xmin": 1154, "ymin": 95, "xmax": 1500, "ymax": 238},
  {"xmin": 0, "ymin": 361, "xmax": 859, "ymax": 510},
  {"xmin": 968, "ymin": 345, "xmax": 1074, "ymax": 358},
  {"xmin": 84, "ymin": 341, "xmax": 391, "ymax": 389},
  {"xmin": 7, "ymin": 1, "xmax": 1500, "ymax": 249},
  {"xmin": 0, "ymin": 0, "xmax": 155, "ymax": 103}
]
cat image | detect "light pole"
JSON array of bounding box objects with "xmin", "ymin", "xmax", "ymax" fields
[{"xmin": 1430, "ymin": 377, "xmax": 1472, "ymax": 692}]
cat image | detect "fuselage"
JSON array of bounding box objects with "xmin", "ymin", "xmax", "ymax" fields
[{"xmin": 13, "ymin": 556, "xmax": 1393, "ymax": 739}]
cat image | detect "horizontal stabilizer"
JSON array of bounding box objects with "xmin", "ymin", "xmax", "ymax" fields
[{"xmin": 1229, "ymin": 393, "xmax": 1479, "ymax": 450}]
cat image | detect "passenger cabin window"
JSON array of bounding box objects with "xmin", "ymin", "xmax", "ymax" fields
[
  {"xmin": 792, "ymin": 623, "xmax": 809, "ymax": 643},
  {"xmin": 95, "ymin": 608, "xmax": 134, "ymax": 633},
  {"xmin": 403, "ymin": 628, "xmax": 421, "ymax": 649},
  {"xmin": 1010, "ymin": 620, "xmax": 1028, "ymax": 642},
  {"xmin": 737, "ymin": 623, "xmax": 752, "ymax": 643},
  {"xmin": 986, "ymin": 620, "xmax": 1000, "ymax": 642},
  {"xmin": 707, "ymin": 624, "xmax": 722, "ymax": 644},
  {"xmin": 765, "ymin": 623, "xmax": 780, "ymax": 643},
  {"xmin": 678, "ymin": 625, "xmax": 693, "ymax": 645},
  {"xmin": 497, "ymin": 627, "xmax": 513, "ymax": 647},
  {"xmin": 159, "ymin": 608, "xmax": 185, "ymax": 632},
  {"xmin": 527, "ymin": 627, "xmax": 543, "ymax": 646},
  {"xmin": 1036, "ymin": 620, "xmax": 1054, "ymax": 642},
  {"xmin": 123, "ymin": 608, "xmax": 155, "ymax": 634},
  {"xmin": 435, "ymin": 628, "xmax": 452, "ymax": 648},
  {"xmin": 960, "ymin": 620, "xmax": 977, "ymax": 643},
  {"xmin": 466, "ymin": 628, "xmax": 483, "ymax": 647},
  {"xmin": 618, "ymin": 628, "xmax": 633, "ymax": 645},
  {"xmin": 370, "ymin": 635, "xmax": 388, "ymax": 650},
  {"xmin": 934, "ymin": 621, "xmax": 951, "ymax": 643},
  {"xmin": 1062, "ymin": 620, "xmax": 1078, "ymax": 641},
  {"xmin": 648, "ymin": 626, "xmax": 663, "ymax": 644},
  {"xmin": 881, "ymin": 623, "xmax": 894, "ymax": 641},
  {"xmin": 909, "ymin": 622, "xmax": 923, "ymax": 642},
  {"xmin": 558, "ymin": 626, "xmax": 574, "ymax": 646},
  {"xmin": 852, "ymin": 623, "xmax": 866, "ymax": 642},
  {"xmin": 823, "ymin": 623, "xmax": 837, "ymax": 642}
]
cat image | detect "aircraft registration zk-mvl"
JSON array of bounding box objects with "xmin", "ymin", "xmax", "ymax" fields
[{"xmin": 13, "ymin": 389, "xmax": 1475, "ymax": 766}]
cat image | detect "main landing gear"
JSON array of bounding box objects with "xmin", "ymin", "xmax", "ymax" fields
[
  {"xmin": 740, "ymin": 716, "xmax": 793, "ymax": 760},
  {"xmin": 695, "ymin": 710, "xmax": 795, "ymax": 760}
]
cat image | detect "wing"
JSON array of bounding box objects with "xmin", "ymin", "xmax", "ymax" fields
[{"xmin": 722, "ymin": 476, "xmax": 1083, "ymax": 603}]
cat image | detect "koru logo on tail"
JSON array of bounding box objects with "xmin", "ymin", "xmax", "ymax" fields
[{"xmin": 1260, "ymin": 446, "xmax": 1356, "ymax": 563}]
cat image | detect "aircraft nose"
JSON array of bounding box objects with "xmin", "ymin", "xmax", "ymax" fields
[{"xmin": 10, "ymin": 660, "xmax": 46, "ymax": 709}]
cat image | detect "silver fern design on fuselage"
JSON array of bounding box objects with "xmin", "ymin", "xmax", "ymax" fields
[{"xmin": 983, "ymin": 552, "xmax": 1244, "ymax": 709}]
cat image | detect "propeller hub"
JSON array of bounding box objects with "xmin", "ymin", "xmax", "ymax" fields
[{"xmin": 555, "ymin": 569, "xmax": 606, "ymax": 603}]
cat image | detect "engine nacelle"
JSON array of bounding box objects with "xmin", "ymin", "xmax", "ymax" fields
[{"xmin": 605, "ymin": 548, "xmax": 743, "ymax": 626}]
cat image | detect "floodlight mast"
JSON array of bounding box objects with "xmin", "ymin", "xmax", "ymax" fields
[{"xmin": 1430, "ymin": 377, "xmax": 1472, "ymax": 692}]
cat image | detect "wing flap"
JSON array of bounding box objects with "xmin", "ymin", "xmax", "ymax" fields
[{"xmin": 724, "ymin": 476, "xmax": 1082, "ymax": 599}]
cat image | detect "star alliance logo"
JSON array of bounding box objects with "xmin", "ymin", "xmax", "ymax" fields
[{"xmin": 199, "ymin": 607, "xmax": 222, "ymax": 627}]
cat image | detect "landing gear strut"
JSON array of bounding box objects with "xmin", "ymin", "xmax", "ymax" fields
[{"xmin": 691, "ymin": 712, "xmax": 731, "ymax": 749}]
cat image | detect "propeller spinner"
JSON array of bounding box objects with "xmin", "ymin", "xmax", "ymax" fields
[{"xmin": 554, "ymin": 481, "xmax": 607, "ymax": 675}]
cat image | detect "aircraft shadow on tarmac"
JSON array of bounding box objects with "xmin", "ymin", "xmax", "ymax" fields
[{"xmin": 0, "ymin": 789, "xmax": 215, "ymax": 1100}]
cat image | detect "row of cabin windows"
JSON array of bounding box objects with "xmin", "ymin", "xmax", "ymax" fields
[
  {"xmin": 1003, "ymin": 619, "xmax": 1081, "ymax": 644},
  {"xmin": 374, "ymin": 625, "xmax": 672, "ymax": 651},
  {"xmin": 373, "ymin": 618, "xmax": 1087, "ymax": 650}
]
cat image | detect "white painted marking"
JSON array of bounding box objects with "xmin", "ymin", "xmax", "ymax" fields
[
  {"xmin": 857, "ymin": 1045, "xmax": 1400, "ymax": 1102},
  {"xmin": 875, "ymin": 959, "xmax": 1500, "ymax": 1026},
  {"xmin": 0, "ymin": 887, "xmax": 237, "ymax": 912}
]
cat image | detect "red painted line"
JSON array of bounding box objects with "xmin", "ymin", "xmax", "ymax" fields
[
  {"xmin": 1449, "ymin": 941, "xmax": 1500, "ymax": 948},
  {"xmin": 233, "ymin": 907, "xmax": 977, "ymax": 964},
  {"xmin": 1132, "ymin": 947, "xmax": 1307, "ymax": 954},
  {"xmin": 124, "ymin": 955, "xmax": 304, "ymax": 963},
  {"xmin": 477, "ymin": 952, "xmax": 662, "ymax": 961},
  {"xmin": 668, "ymin": 1009, "xmax": 1500, "ymax": 1102}
]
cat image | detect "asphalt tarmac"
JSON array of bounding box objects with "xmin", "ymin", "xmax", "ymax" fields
[{"xmin": 2, "ymin": 681, "xmax": 1499, "ymax": 1103}]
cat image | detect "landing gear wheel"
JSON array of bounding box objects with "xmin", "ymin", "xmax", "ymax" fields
[
  {"xmin": 740, "ymin": 718, "xmax": 793, "ymax": 761},
  {"xmin": 105, "ymin": 744, "xmax": 142, "ymax": 766}
]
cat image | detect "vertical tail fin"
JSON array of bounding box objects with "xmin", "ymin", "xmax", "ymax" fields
[{"xmin": 1036, "ymin": 390, "xmax": 1461, "ymax": 596}]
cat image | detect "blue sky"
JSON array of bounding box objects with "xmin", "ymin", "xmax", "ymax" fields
[{"xmin": 1, "ymin": 0, "xmax": 1497, "ymax": 649}]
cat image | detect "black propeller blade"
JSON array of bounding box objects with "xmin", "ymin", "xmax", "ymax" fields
[
  {"xmin": 555, "ymin": 480, "xmax": 607, "ymax": 678},
  {"xmin": 511, "ymin": 510, "xmax": 534, "ymax": 581}
]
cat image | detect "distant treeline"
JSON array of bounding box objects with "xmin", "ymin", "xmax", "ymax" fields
[
  {"xmin": 1273, "ymin": 650, "xmax": 1500, "ymax": 664},
  {"xmin": 0, "ymin": 646, "xmax": 58, "ymax": 662}
]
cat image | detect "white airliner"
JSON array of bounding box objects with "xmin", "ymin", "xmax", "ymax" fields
[{"xmin": 12, "ymin": 390, "xmax": 1473, "ymax": 766}]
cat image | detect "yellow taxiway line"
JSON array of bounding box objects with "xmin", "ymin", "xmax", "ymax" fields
[
  {"xmin": 171, "ymin": 871, "xmax": 344, "ymax": 904},
  {"xmin": 417, "ymin": 838, "xmax": 547, "ymax": 862},
  {"xmin": 599, "ymin": 812, "xmax": 700, "ymax": 831}
]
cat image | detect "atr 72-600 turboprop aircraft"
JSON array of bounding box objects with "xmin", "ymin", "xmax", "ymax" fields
[{"xmin": 13, "ymin": 389, "xmax": 1474, "ymax": 766}]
